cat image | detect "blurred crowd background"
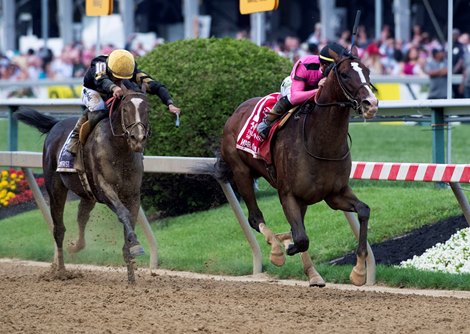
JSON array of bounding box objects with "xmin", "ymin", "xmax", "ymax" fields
[{"xmin": 1, "ymin": 22, "xmax": 468, "ymax": 99}]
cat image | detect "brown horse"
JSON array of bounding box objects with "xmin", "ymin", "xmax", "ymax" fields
[
  {"xmin": 216, "ymin": 48, "xmax": 378, "ymax": 286},
  {"xmin": 14, "ymin": 83, "xmax": 150, "ymax": 284}
]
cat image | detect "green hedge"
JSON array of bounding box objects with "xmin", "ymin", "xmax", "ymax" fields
[{"xmin": 137, "ymin": 38, "xmax": 292, "ymax": 218}]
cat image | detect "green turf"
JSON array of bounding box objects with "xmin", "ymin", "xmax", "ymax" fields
[{"xmin": 1, "ymin": 122, "xmax": 470, "ymax": 289}]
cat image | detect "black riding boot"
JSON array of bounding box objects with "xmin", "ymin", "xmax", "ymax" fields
[
  {"xmin": 87, "ymin": 109, "xmax": 109, "ymax": 130},
  {"xmin": 64, "ymin": 112, "xmax": 88, "ymax": 154},
  {"xmin": 257, "ymin": 96, "xmax": 293, "ymax": 139}
]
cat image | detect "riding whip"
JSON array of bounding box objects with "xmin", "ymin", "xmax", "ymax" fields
[
  {"xmin": 350, "ymin": 10, "xmax": 361, "ymax": 48},
  {"xmin": 175, "ymin": 112, "xmax": 180, "ymax": 128}
]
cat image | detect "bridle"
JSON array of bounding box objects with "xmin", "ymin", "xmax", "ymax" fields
[
  {"xmin": 302, "ymin": 55, "xmax": 373, "ymax": 161},
  {"xmin": 108, "ymin": 93, "xmax": 150, "ymax": 139},
  {"xmin": 314, "ymin": 56, "xmax": 372, "ymax": 112}
]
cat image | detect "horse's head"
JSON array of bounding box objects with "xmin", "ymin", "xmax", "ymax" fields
[
  {"xmin": 323, "ymin": 47, "xmax": 378, "ymax": 119},
  {"xmin": 112, "ymin": 82, "xmax": 150, "ymax": 152}
]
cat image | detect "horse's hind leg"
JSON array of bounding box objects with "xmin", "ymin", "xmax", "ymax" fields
[
  {"xmin": 325, "ymin": 186, "xmax": 370, "ymax": 286},
  {"xmin": 230, "ymin": 168, "xmax": 285, "ymax": 266},
  {"xmin": 68, "ymin": 198, "xmax": 96, "ymax": 253},
  {"xmin": 46, "ymin": 175, "xmax": 69, "ymax": 275},
  {"xmin": 275, "ymin": 232, "xmax": 325, "ymax": 287}
]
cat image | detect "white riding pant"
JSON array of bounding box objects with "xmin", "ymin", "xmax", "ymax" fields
[
  {"xmin": 280, "ymin": 76, "xmax": 292, "ymax": 103},
  {"xmin": 81, "ymin": 87, "xmax": 106, "ymax": 112}
]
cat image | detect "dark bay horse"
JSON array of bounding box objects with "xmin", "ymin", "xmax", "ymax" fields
[
  {"xmin": 217, "ymin": 48, "xmax": 378, "ymax": 286},
  {"xmin": 14, "ymin": 83, "xmax": 150, "ymax": 284}
]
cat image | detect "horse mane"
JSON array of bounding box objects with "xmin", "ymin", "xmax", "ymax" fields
[{"xmin": 122, "ymin": 80, "xmax": 142, "ymax": 92}]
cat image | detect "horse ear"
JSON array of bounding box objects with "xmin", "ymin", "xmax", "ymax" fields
[
  {"xmin": 350, "ymin": 45, "xmax": 359, "ymax": 57},
  {"xmin": 141, "ymin": 82, "xmax": 148, "ymax": 94},
  {"xmin": 120, "ymin": 81, "xmax": 129, "ymax": 94}
]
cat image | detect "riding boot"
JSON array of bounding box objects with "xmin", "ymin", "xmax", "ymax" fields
[
  {"xmin": 257, "ymin": 96, "xmax": 293, "ymax": 140},
  {"xmin": 87, "ymin": 109, "xmax": 109, "ymax": 130},
  {"xmin": 65, "ymin": 112, "xmax": 88, "ymax": 154}
]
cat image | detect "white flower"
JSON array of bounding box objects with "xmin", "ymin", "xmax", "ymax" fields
[{"xmin": 399, "ymin": 228, "xmax": 470, "ymax": 274}]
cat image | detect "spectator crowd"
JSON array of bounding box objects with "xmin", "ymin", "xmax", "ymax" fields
[{"xmin": 2, "ymin": 23, "xmax": 470, "ymax": 99}]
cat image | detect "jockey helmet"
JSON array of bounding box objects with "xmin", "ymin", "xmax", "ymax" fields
[
  {"xmin": 319, "ymin": 42, "xmax": 345, "ymax": 64},
  {"xmin": 107, "ymin": 49, "xmax": 135, "ymax": 79}
]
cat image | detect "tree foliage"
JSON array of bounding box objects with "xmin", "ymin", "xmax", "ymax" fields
[{"xmin": 137, "ymin": 38, "xmax": 292, "ymax": 217}]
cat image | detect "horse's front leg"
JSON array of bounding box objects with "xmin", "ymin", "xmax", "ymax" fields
[
  {"xmin": 275, "ymin": 232, "xmax": 325, "ymax": 287},
  {"xmin": 101, "ymin": 186, "xmax": 144, "ymax": 257},
  {"xmin": 116, "ymin": 201, "xmax": 141, "ymax": 285},
  {"xmin": 325, "ymin": 187, "xmax": 370, "ymax": 286},
  {"xmin": 279, "ymin": 194, "xmax": 309, "ymax": 256},
  {"xmin": 101, "ymin": 188, "xmax": 144, "ymax": 284}
]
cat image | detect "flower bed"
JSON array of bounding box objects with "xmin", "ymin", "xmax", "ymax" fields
[
  {"xmin": 400, "ymin": 228, "xmax": 470, "ymax": 274},
  {"xmin": 0, "ymin": 168, "xmax": 44, "ymax": 207}
]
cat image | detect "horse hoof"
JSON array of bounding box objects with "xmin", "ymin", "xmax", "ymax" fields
[
  {"xmin": 349, "ymin": 266, "xmax": 366, "ymax": 286},
  {"xmin": 309, "ymin": 278, "xmax": 326, "ymax": 288},
  {"xmin": 270, "ymin": 252, "xmax": 285, "ymax": 267},
  {"xmin": 130, "ymin": 245, "xmax": 145, "ymax": 257},
  {"xmin": 286, "ymin": 244, "xmax": 299, "ymax": 256}
]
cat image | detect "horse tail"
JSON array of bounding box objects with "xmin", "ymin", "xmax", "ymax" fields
[
  {"xmin": 190, "ymin": 150, "xmax": 233, "ymax": 183},
  {"xmin": 213, "ymin": 151, "xmax": 233, "ymax": 183},
  {"xmin": 13, "ymin": 108, "xmax": 59, "ymax": 134}
]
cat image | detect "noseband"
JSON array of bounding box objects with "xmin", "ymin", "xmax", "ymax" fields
[
  {"xmin": 314, "ymin": 56, "xmax": 372, "ymax": 111},
  {"xmin": 108, "ymin": 93, "xmax": 150, "ymax": 139}
]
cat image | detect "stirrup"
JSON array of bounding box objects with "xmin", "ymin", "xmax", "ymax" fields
[
  {"xmin": 259, "ymin": 126, "xmax": 271, "ymax": 140},
  {"xmin": 57, "ymin": 150, "xmax": 77, "ymax": 173},
  {"xmin": 57, "ymin": 132, "xmax": 78, "ymax": 173}
]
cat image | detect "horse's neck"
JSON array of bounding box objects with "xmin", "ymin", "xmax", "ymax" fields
[{"xmin": 307, "ymin": 86, "xmax": 351, "ymax": 154}]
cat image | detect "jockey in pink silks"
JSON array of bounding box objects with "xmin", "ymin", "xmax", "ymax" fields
[{"xmin": 257, "ymin": 42, "xmax": 346, "ymax": 139}]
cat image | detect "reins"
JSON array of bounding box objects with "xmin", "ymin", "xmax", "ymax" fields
[{"xmin": 301, "ymin": 109, "xmax": 352, "ymax": 161}]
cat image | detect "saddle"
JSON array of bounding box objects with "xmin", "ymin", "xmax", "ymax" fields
[{"xmin": 236, "ymin": 93, "xmax": 297, "ymax": 164}]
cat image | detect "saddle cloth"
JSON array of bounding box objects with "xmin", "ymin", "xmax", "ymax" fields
[{"xmin": 236, "ymin": 93, "xmax": 281, "ymax": 162}]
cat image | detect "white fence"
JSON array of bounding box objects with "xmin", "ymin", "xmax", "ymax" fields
[{"xmin": 3, "ymin": 97, "xmax": 470, "ymax": 164}]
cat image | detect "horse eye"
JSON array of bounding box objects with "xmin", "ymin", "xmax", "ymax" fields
[{"xmin": 340, "ymin": 72, "xmax": 348, "ymax": 79}]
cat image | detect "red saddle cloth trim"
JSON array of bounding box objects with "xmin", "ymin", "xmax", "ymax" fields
[{"xmin": 236, "ymin": 93, "xmax": 281, "ymax": 163}]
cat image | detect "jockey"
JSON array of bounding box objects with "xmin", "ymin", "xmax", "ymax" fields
[
  {"xmin": 58, "ymin": 49, "xmax": 180, "ymax": 171},
  {"xmin": 257, "ymin": 42, "xmax": 346, "ymax": 140}
]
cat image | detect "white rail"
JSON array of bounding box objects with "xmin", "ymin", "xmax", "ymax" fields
[{"xmin": 0, "ymin": 151, "xmax": 262, "ymax": 276}]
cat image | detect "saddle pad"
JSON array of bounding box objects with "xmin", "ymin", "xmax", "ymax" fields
[{"xmin": 236, "ymin": 93, "xmax": 281, "ymax": 160}]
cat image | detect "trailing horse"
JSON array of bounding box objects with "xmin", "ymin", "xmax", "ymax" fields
[
  {"xmin": 215, "ymin": 47, "xmax": 378, "ymax": 286},
  {"xmin": 14, "ymin": 83, "xmax": 150, "ymax": 284}
]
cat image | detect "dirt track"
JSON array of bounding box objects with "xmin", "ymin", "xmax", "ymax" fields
[{"xmin": 1, "ymin": 259, "xmax": 470, "ymax": 334}]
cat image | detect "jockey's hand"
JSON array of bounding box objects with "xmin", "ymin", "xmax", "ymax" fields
[
  {"xmin": 112, "ymin": 86, "xmax": 123, "ymax": 98},
  {"xmin": 318, "ymin": 77, "xmax": 327, "ymax": 87},
  {"xmin": 168, "ymin": 104, "xmax": 181, "ymax": 115}
]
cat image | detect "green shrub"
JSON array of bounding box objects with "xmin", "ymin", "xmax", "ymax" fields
[{"xmin": 137, "ymin": 38, "xmax": 292, "ymax": 218}]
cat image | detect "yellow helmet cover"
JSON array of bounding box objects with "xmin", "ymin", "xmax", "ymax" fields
[{"xmin": 107, "ymin": 49, "xmax": 135, "ymax": 79}]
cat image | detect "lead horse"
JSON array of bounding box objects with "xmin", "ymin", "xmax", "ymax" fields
[
  {"xmin": 216, "ymin": 47, "xmax": 378, "ymax": 286},
  {"xmin": 14, "ymin": 83, "xmax": 149, "ymax": 284}
]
